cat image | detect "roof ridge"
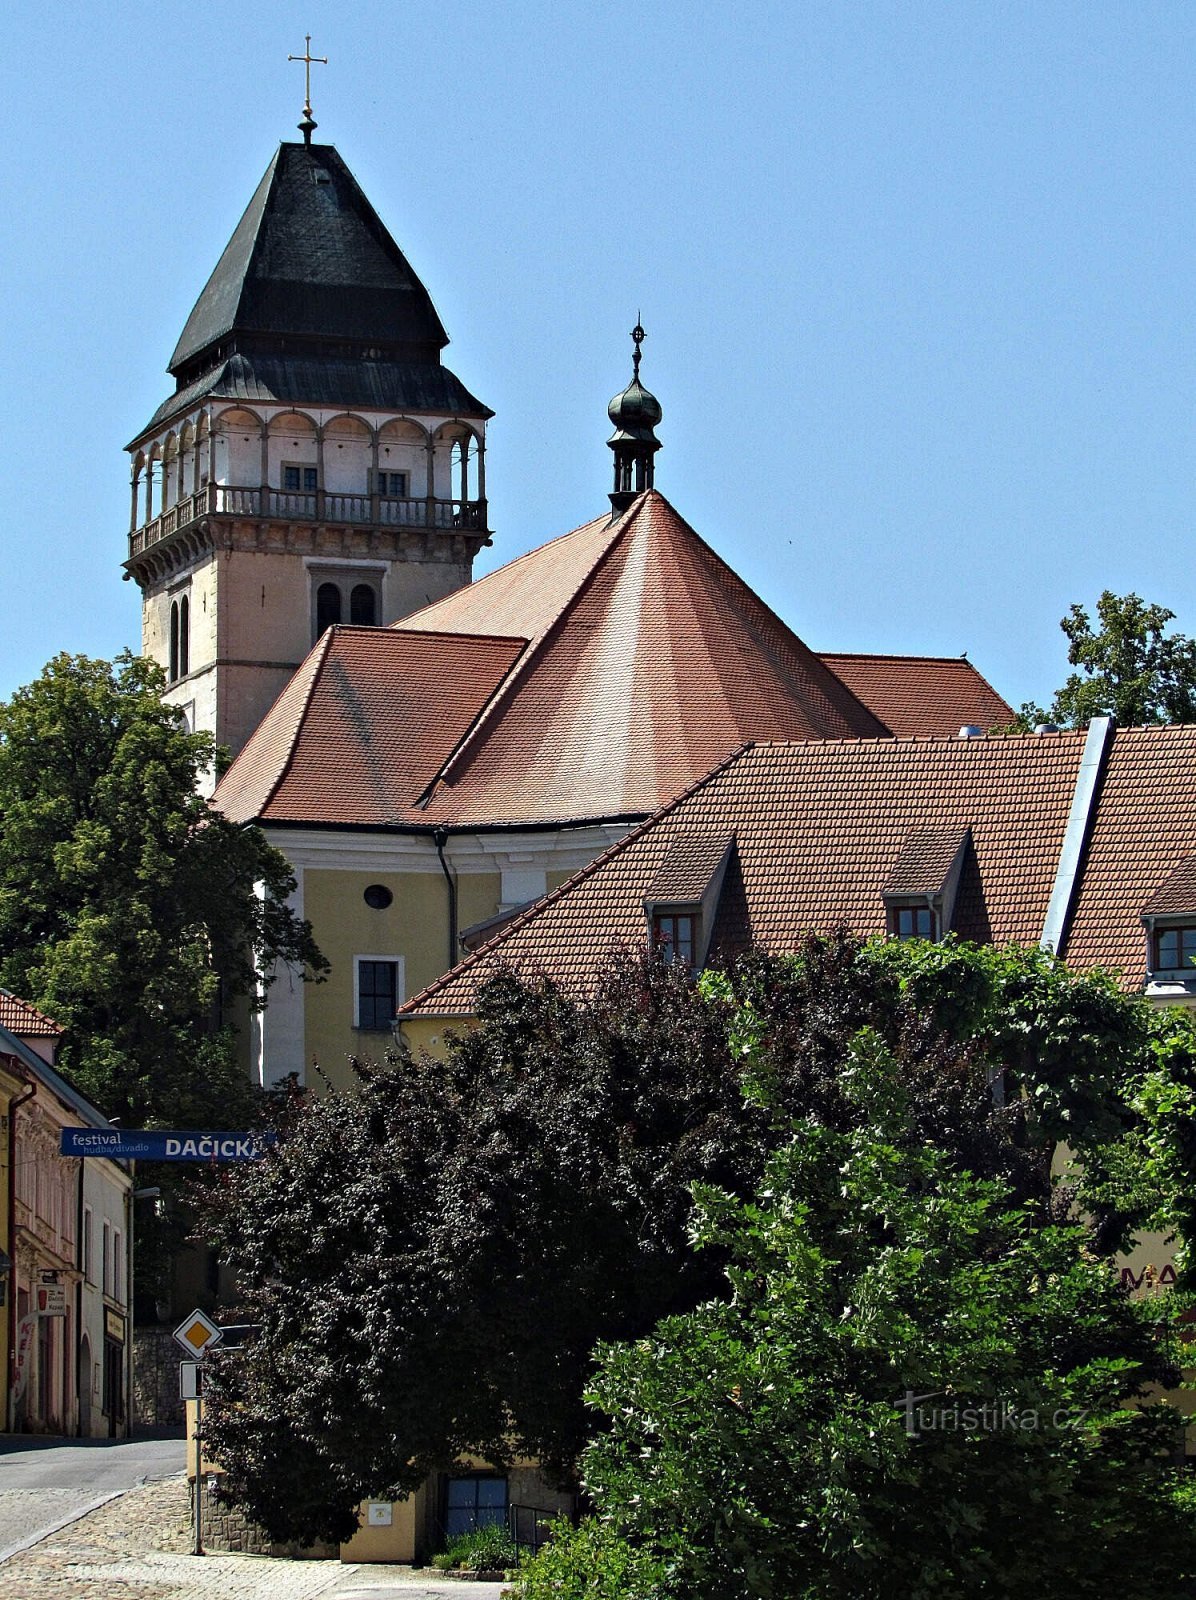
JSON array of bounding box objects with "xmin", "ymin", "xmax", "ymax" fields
[
  {"xmin": 253, "ymin": 625, "xmax": 337, "ymax": 819},
  {"xmin": 400, "ymin": 739, "xmax": 757, "ymax": 1015},
  {"xmin": 820, "ymin": 650, "xmax": 974, "ymax": 665},
  {"xmin": 341, "ymin": 624, "xmax": 530, "ymax": 648},
  {"xmin": 393, "ymin": 508, "xmax": 621, "ymax": 634},
  {"xmin": 412, "ymin": 496, "xmax": 647, "ymax": 805},
  {"xmin": 0, "ymin": 988, "xmax": 64, "ymax": 1034},
  {"xmin": 637, "ymin": 493, "xmax": 891, "ymax": 739}
]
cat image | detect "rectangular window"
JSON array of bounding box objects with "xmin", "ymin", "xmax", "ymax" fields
[
  {"xmin": 283, "ymin": 464, "xmax": 319, "ymax": 492},
  {"xmin": 1154, "ymin": 925, "xmax": 1196, "ymax": 970},
  {"xmin": 652, "ymin": 912, "xmax": 696, "ymax": 968},
  {"xmin": 82, "ymin": 1207, "xmax": 93, "ymax": 1284},
  {"xmin": 356, "ymin": 959, "xmax": 400, "ymax": 1030},
  {"xmin": 890, "ymin": 905, "xmax": 937, "ymax": 940},
  {"xmin": 102, "ymin": 1221, "xmax": 111, "ymax": 1297},
  {"xmin": 444, "ymin": 1474, "xmax": 508, "ymax": 1540},
  {"xmin": 374, "ymin": 469, "xmax": 409, "ymax": 497},
  {"xmin": 112, "ymin": 1231, "xmax": 122, "ymax": 1301}
]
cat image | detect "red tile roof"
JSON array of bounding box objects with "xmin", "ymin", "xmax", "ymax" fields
[
  {"xmin": 819, "ymin": 653, "xmax": 1013, "ymax": 737},
  {"xmin": 402, "ymin": 731, "xmax": 1094, "ymax": 1017},
  {"xmin": 1141, "ymin": 855, "xmax": 1196, "ymax": 917},
  {"xmin": 214, "ymin": 627, "xmax": 527, "ymax": 825},
  {"xmin": 1062, "ymin": 725, "xmax": 1196, "ymax": 984},
  {"xmin": 882, "ymin": 827, "xmax": 971, "ymax": 896},
  {"xmin": 214, "ymin": 491, "xmax": 1015, "ymax": 832},
  {"xmin": 407, "ymin": 493, "xmax": 888, "ymax": 825},
  {"xmin": 0, "ymin": 990, "xmax": 63, "ymax": 1038}
]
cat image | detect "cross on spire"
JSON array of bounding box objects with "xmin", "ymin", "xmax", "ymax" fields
[{"xmin": 288, "ymin": 34, "xmax": 328, "ymax": 144}]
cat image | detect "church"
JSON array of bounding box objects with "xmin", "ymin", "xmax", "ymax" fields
[{"xmin": 123, "ymin": 120, "xmax": 1012, "ymax": 1092}]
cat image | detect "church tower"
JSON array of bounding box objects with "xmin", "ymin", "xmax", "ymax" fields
[{"xmin": 123, "ymin": 130, "xmax": 493, "ymax": 766}]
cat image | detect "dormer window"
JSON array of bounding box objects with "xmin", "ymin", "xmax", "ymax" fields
[
  {"xmin": 889, "ymin": 904, "xmax": 937, "ymax": 941},
  {"xmin": 881, "ymin": 826, "xmax": 971, "ymax": 945},
  {"xmin": 652, "ymin": 912, "xmax": 696, "ymax": 968},
  {"xmin": 1141, "ymin": 857, "xmax": 1196, "ymax": 986},
  {"xmin": 642, "ymin": 834, "xmax": 735, "ymax": 975},
  {"xmin": 1154, "ymin": 925, "xmax": 1196, "ymax": 972}
]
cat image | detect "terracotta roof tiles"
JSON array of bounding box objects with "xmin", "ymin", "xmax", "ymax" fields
[
  {"xmin": 402, "ymin": 732, "xmax": 1088, "ymax": 1017},
  {"xmin": 819, "ymin": 653, "xmax": 1013, "ymax": 737},
  {"xmin": 214, "ymin": 627, "xmax": 526, "ymax": 826},
  {"xmin": 0, "ymin": 990, "xmax": 63, "ymax": 1038}
]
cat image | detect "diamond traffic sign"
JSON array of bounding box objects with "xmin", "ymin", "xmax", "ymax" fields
[{"xmin": 173, "ymin": 1308, "xmax": 223, "ymax": 1358}]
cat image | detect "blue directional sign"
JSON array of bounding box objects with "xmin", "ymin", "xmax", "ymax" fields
[{"xmin": 59, "ymin": 1129, "xmax": 275, "ymax": 1162}]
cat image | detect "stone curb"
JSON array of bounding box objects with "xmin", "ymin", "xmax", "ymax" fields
[{"xmin": 0, "ymin": 1488, "xmax": 126, "ymax": 1566}]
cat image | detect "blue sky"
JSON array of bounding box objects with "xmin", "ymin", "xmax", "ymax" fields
[{"xmin": 3, "ymin": 1, "xmax": 1195, "ymax": 713}]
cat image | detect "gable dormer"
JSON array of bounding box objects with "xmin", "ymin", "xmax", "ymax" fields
[
  {"xmin": 1141, "ymin": 856, "xmax": 1196, "ymax": 997},
  {"xmin": 881, "ymin": 826, "xmax": 972, "ymax": 942},
  {"xmin": 644, "ymin": 833, "xmax": 736, "ymax": 971}
]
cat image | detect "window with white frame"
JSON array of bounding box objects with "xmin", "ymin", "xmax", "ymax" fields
[
  {"xmin": 355, "ymin": 956, "xmax": 404, "ymax": 1031},
  {"xmin": 82, "ymin": 1207, "xmax": 93, "ymax": 1283},
  {"xmin": 112, "ymin": 1230, "xmax": 122, "ymax": 1301},
  {"xmin": 102, "ymin": 1220, "xmax": 111, "ymax": 1296}
]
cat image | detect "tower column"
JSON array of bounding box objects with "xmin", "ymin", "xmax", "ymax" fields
[{"xmin": 130, "ymin": 473, "xmax": 140, "ymax": 534}]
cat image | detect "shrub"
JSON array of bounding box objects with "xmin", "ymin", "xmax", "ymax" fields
[{"xmin": 438, "ymin": 1522, "xmax": 520, "ymax": 1571}]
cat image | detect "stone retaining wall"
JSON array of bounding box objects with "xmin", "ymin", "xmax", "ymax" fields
[
  {"xmin": 192, "ymin": 1478, "xmax": 336, "ymax": 1559},
  {"xmin": 133, "ymin": 1326, "xmax": 185, "ymax": 1428}
]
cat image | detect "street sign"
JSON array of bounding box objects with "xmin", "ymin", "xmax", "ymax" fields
[
  {"xmin": 36, "ymin": 1283, "xmax": 67, "ymax": 1317},
  {"xmin": 60, "ymin": 1128, "xmax": 275, "ymax": 1162},
  {"xmin": 179, "ymin": 1361, "xmax": 205, "ymax": 1401},
  {"xmin": 173, "ymin": 1308, "xmax": 223, "ymax": 1358}
]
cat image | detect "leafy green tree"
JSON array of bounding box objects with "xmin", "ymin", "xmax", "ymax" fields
[
  {"xmin": 513, "ymin": 1037, "xmax": 1196, "ymax": 1600},
  {"xmin": 197, "ymin": 935, "xmax": 1168, "ymax": 1547},
  {"xmin": 1015, "ymin": 590, "xmax": 1196, "ymax": 729},
  {"xmin": 0, "ymin": 651, "xmax": 326, "ymax": 1127}
]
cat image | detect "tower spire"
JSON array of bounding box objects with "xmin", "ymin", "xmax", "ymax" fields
[
  {"xmin": 288, "ymin": 33, "xmax": 328, "ymax": 144},
  {"xmin": 607, "ymin": 319, "xmax": 662, "ymax": 516}
]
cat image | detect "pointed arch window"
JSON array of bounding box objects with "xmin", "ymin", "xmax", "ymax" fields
[
  {"xmin": 350, "ymin": 584, "xmax": 377, "ymax": 625},
  {"xmin": 316, "ymin": 583, "xmax": 342, "ymax": 636},
  {"xmin": 169, "ymin": 603, "xmax": 179, "ymax": 682}
]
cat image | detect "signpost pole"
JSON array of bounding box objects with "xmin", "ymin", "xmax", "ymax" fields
[{"xmin": 193, "ymin": 1385, "xmax": 204, "ymax": 1556}]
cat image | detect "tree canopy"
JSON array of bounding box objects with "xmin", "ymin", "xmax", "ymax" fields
[
  {"xmin": 0, "ymin": 651, "xmax": 326, "ymax": 1128},
  {"xmin": 1018, "ymin": 590, "xmax": 1196, "ymax": 729},
  {"xmin": 514, "ymin": 1037, "xmax": 1196, "ymax": 1600},
  {"xmin": 196, "ymin": 934, "xmax": 1187, "ymax": 1553}
]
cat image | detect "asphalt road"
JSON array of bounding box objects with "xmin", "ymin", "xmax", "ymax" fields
[{"xmin": 0, "ymin": 1431, "xmax": 186, "ymax": 1562}]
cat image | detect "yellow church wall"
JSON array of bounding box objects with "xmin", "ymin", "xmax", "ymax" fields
[{"xmin": 301, "ymin": 867, "xmax": 502, "ymax": 1089}]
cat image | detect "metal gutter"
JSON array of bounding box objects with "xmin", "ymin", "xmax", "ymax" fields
[{"xmin": 1039, "ymin": 716, "xmax": 1115, "ymax": 958}]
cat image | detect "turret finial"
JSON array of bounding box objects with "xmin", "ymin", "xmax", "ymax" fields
[
  {"xmin": 607, "ymin": 318, "xmax": 663, "ymax": 517},
  {"xmin": 631, "ymin": 316, "xmax": 645, "ymax": 380},
  {"xmin": 288, "ymin": 33, "xmax": 328, "ymax": 145}
]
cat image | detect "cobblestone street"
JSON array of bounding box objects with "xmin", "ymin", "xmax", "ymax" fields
[{"xmin": 0, "ymin": 1475, "xmax": 505, "ymax": 1600}]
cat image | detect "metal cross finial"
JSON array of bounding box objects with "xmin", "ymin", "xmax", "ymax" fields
[
  {"xmin": 631, "ymin": 316, "xmax": 645, "ymax": 380},
  {"xmin": 288, "ymin": 34, "xmax": 328, "ymax": 144}
]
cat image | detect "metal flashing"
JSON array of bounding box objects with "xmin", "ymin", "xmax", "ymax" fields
[{"xmin": 1039, "ymin": 716, "xmax": 1114, "ymax": 956}]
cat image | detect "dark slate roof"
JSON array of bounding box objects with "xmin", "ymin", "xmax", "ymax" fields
[
  {"xmin": 171, "ymin": 144, "xmax": 449, "ymax": 374},
  {"xmin": 139, "ymin": 351, "xmax": 492, "ymax": 438}
]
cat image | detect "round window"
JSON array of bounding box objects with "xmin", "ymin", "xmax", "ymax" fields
[{"xmin": 363, "ymin": 884, "xmax": 393, "ymax": 910}]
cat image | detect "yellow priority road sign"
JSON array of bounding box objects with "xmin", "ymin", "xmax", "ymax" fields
[{"xmin": 173, "ymin": 1307, "xmax": 223, "ymax": 1358}]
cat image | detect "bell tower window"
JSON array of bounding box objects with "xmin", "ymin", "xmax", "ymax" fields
[
  {"xmin": 168, "ymin": 594, "xmax": 190, "ymax": 683},
  {"xmin": 350, "ymin": 585, "xmax": 377, "ymax": 625},
  {"xmin": 316, "ymin": 584, "xmax": 342, "ymax": 636}
]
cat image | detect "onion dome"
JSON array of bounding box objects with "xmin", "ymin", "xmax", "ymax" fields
[
  {"xmin": 608, "ymin": 322, "xmax": 662, "ymax": 515},
  {"xmin": 607, "ymin": 322, "xmax": 663, "ymax": 443}
]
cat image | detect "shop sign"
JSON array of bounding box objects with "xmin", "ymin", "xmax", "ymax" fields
[{"xmin": 36, "ymin": 1283, "xmax": 67, "ymax": 1317}]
